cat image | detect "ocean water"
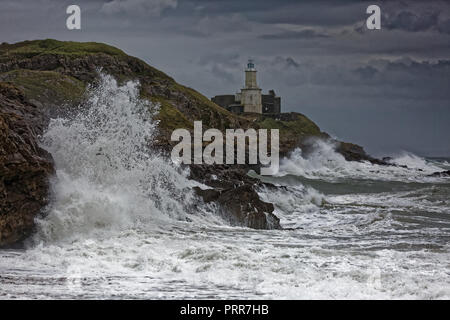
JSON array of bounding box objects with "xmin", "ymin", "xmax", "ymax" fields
[{"xmin": 0, "ymin": 75, "xmax": 449, "ymax": 299}]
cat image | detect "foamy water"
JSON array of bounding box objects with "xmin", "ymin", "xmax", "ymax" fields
[
  {"xmin": 0, "ymin": 74, "xmax": 449, "ymax": 299},
  {"xmin": 278, "ymin": 140, "xmax": 446, "ymax": 183}
]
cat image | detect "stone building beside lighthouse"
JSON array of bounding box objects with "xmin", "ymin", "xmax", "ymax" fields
[{"xmin": 211, "ymin": 60, "xmax": 281, "ymax": 114}]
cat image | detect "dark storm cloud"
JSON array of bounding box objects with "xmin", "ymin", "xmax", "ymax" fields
[
  {"xmin": 197, "ymin": 53, "xmax": 241, "ymax": 83},
  {"xmin": 268, "ymin": 56, "xmax": 302, "ymax": 70},
  {"xmin": 198, "ymin": 53, "xmax": 241, "ymax": 68},
  {"xmin": 321, "ymin": 58, "xmax": 450, "ymax": 95},
  {"xmin": 252, "ymin": 55, "xmax": 450, "ymax": 102},
  {"xmin": 384, "ymin": 10, "xmax": 439, "ymax": 32},
  {"xmin": 181, "ymin": 0, "xmax": 368, "ymax": 27},
  {"xmin": 100, "ymin": 0, "xmax": 178, "ymax": 17},
  {"xmin": 354, "ymin": 65, "xmax": 378, "ymax": 80},
  {"xmin": 383, "ymin": 8, "xmax": 450, "ymax": 35},
  {"xmin": 438, "ymin": 18, "xmax": 450, "ymax": 34},
  {"xmin": 285, "ymin": 57, "xmax": 300, "ymax": 68},
  {"xmin": 260, "ymin": 29, "xmax": 330, "ymax": 40}
]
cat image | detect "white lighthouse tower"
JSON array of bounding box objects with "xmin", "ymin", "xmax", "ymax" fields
[{"xmin": 240, "ymin": 59, "xmax": 262, "ymax": 113}]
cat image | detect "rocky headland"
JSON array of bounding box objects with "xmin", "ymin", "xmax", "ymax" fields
[{"xmin": 0, "ymin": 39, "xmax": 399, "ymax": 246}]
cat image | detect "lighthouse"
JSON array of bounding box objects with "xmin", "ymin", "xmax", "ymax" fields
[
  {"xmin": 241, "ymin": 59, "xmax": 262, "ymax": 113},
  {"xmin": 211, "ymin": 59, "xmax": 281, "ymax": 114}
]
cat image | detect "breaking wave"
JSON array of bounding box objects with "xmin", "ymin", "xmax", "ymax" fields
[
  {"xmin": 34, "ymin": 73, "xmax": 218, "ymax": 243},
  {"xmin": 278, "ymin": 139, "xmax": 445, "ymax": 182}
]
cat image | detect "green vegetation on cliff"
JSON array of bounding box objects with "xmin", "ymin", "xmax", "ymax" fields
[
  {"xmin": 253, "ymin": 114, "xmax": 321, "ymax": 137},
  {"xmin": 0, "ymin": 39, "xmax": 126, "ymax": 60},
  {"xmin": 0, "ymin": 69, "xmax": 85, "ymax": 105},
  {"xmin": 149, "ymin": 95, "xmax": 193, "ymax": 130}
]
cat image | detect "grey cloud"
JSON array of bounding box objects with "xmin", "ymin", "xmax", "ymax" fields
[
  {"xmin": 260, "ymin": 29, "xmax": 330, "ymax": 40},
  {"xmin": 197, "ymin": 53, "xmax": 242, "ymax": 84},
  {"xmin": 100, "ymin": 0, "xmax": 177, "ymax": 17},
  {"xmin": 198, "ymin": 53, "xmax": 241, "ymax": 68},
  {"xmin": 380, "ymin": 1, "xmax": 450, "ymax": 35},
  {"xmin": 285, "ymin": 57, "xmax": 300, "ymax": 68},
  {"xmin": 210, "ymin": 64, "xmax": 236, "ymax": 83},
  {"xmin": 225, "ymin": 0, "xmax": 368, "ymax": 27},
  {"xmin": 270, "ymin": 56, "xmax": 301, "ymax": 69},
  {"xmin": 188, "ymin": 13, "xmax": 253, "ymax": 37},
  {"xmin": 328, "ymin": 59, "xmax": 450, "ymax": 101},
  {"xmin": 354, "ymin": 65, "xmax": 378, "ymax": 80},
  {"xmin": 438, "ymin": 18, "xmax": 450, "ymax": 34},
  {"xmin": 384, "ymin": 10, "xmax": 440, "ymax": 32},
  {"xmin": 260, "ymin": 55, "xmax": 450, "ymax": 102}
]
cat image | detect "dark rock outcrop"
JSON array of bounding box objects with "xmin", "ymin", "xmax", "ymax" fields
[
  {"xmin": 334, "ymin": 141, "xmax": 387, "ymax": 165},
  {"xmin": 0, "ymin": 83, "xmax": 54, "ymax": 247},
  {"xmin": 428, "ymin": 170, "xmax": 450, "ymax": 177},
  {"xmin": 190, "ymin": 164, "xmax": 281, "ymax": 229}
]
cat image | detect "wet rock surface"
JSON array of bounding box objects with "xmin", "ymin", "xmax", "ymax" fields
[
  {"xmin": 429, "ymin": 170, "xmax": 450, "ymax": 177},
  {"xmin": 0, "ymin": 83, "xmax": 54, "ymax": 247},
  {"xmin": 190, "ymin": 164, "xmax": 281, "ymax": 229}
]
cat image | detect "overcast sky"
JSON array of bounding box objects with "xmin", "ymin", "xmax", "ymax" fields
[{"xmin": 1, "ymin": 0, "xmax": 449, "ymax": 156}]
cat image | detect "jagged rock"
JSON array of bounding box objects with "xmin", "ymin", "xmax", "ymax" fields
[
  {"xmin": 194, "ymin": 185, "xmax": 280, "ymax": 230},
  {"xmin": 335, "ymin": 141, "xmax": 388, "ymax": 165},
  {"xmin": 0, "ymin": 83, "xmax": 54, "ymax": 247},
  {"xmin": 190, "ymin": 164, "xmax": 281, "ymax": 229},
  {"xmin": 429, "ymin": 170, "xmax": 450, "ymax": 177}
]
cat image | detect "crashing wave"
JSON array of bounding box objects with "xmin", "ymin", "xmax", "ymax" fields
[
  {"xmin": 277, "ymin": 139, "xmax": 446, "ymax": 182},
  {"xmin": 34, "ymin": 73, "xmax": 220, "ymax": 243}
]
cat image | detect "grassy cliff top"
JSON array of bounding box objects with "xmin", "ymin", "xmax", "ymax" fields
[{"xmin": 0, "ymin": 39, "xmax": 127, "ymax": 58}]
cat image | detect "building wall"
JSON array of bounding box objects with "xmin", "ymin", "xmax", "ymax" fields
[
  {"xmin": 211, "ymin": 95, "xmax": 235, "ymax": 109},
  {"xmin": 262, "ymin": 94, "xmax": 281, "ymax": 114},
  {"xmin": 274, "ymin": 97, "xmax": 281, "ymax": 114},
  {"xmin": 241, "ymin": 88, "xmax": 262, "ymax": 113},
  {"xmin": 212, "ymin": 92, "xmax": 280, "ymax": 114}
]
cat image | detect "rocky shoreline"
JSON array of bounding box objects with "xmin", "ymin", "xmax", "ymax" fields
[
  {"xmin": 0, "ymin": 83, "xmax": 54, "ymax": 246},
  {"xmin": 1, "ymin": 39, "xmax": 446, "ymax": 247}
]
